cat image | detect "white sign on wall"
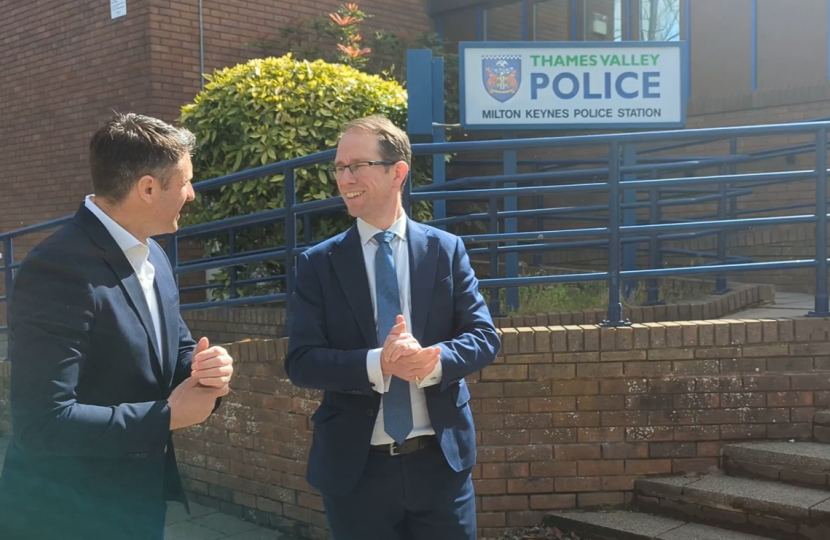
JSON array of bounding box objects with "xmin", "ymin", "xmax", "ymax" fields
[
  {"xmin": 111, "ymin": 0, "xmax": 127, "ymax": 19},
  {"xmin": 460, "ymin": 42, "xmax": 687, "ymax": 130}
]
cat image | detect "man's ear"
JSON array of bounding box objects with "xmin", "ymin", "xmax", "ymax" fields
[
  {"xmin": 136, "ymin": 175, "xmax": 156, "ymax": 203},
  {"xmin": 393, "ymin": 161, "xmax": 410, "ymax": 190}
]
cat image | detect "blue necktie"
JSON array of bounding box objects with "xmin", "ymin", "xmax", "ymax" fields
[{"xmin": 374, "ymin": 231, "xmax": 413, "ymax": 445}]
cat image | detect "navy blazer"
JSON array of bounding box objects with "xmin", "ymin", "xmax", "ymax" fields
[
  {"xmin": 0, "ymin": 204, "xmax": 198, "ymax": 540},
  {"xmin": 286, "ymin": 219, "xmax": 500, "ymax": 496}
]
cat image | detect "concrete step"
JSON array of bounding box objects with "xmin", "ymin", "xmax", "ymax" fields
[
  {"xmin": 814, "ymin": 410, "xmax": 830, "ymax": 444},
  {"xmin": 545, "ymin": 510, "xmax": 774, "ymax": 540},
  {"xmin": 635, "ymin": 475, "xmax": 830, "ymax": 540},
  {"xmin": 724, "ymin": 441, "xmax": 830, "ymax": 490}
]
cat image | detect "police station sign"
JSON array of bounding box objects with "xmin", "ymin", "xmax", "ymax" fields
[{"xmin": 459, "ymin": 41, "xmax": 687, "ymax": 130}]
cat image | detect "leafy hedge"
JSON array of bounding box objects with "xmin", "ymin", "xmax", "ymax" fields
[{"xmin": 179, "ymin": 55, "xmax": 430, "ymax": 298}]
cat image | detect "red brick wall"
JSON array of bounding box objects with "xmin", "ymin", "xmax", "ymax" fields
[
  {"xmin": 0, "ymin": 0, "xmax": 431, "ymax": 234},
  {"xmin": 167, "ymin": 317, "xmax": 830, "ymax": 539},
  {"xmin": 0, "ymin": 0, "xmax": 153, "ymax": 237},
  {"xmin": 182, "ymin": 307, "xmax": 287, "ymax": 344},
  {"xmin": 145, "ymin": 0, "xmax": 432, "ymax": 125}
]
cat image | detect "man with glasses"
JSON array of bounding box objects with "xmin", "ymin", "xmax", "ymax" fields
[{"xmin": 285, "ymin": 115, "xmax": 500, "ymax": 540}]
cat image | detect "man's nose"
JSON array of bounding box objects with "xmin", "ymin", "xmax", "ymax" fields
[{"xmin": 186, "ymin": 183, "xmax": 195, "ymax": 201}]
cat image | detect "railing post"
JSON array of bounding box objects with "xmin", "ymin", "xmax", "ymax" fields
[
  {"xmin": 622, "ymin": 143, "xmax": 638, "ymax": 301},
  {"xmin": 431, "ymin": 56, "xmax": 446, "ymax": 228},
  {"xmin": 285, "ymin": 168, "xmax": 297, "ymax": 314},
  {"xmin": 228, "ymin": 228, "xmax": 239, "ymax": 299},
  {"xmin": 728, "ymin": 137, "xmax": 738, "ymax": 220},
  {"xmin": 303, "ymin": 214, "xmax": 312, "ymax": 246},
  {"xmin": 533, "ymin": 164, "xmax": 543, "ymax": 267},
  {"xmin": 602, "ymin": 142, "xmax": 628, "ymax": 327},
  {"xmin": 488, "ymin": 182, "xmax": 501, "ymax": 316},
  {"xmin": 714, "ymin": 164, "xmax": 730, "ymax": 295},
  {"xmin": 810, "ymin": 128, "xmax": 829, "ymax": 317},
  {"xmin": 503, "ymin": 137, "xmax": 519, "ymax": 313},
  {"xmin": 644, "ymin": 170, "xmax": 663, "ymax": 305}
]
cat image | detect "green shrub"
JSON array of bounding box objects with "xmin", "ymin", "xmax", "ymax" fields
[{"xmin": 179, "ymin": 54, "xmax": 429, "ymax": 298}]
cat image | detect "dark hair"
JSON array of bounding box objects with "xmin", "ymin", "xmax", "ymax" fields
[
  {"xmin": 88, "ymin": 112, "xmax": 196, "ymax": 203},
  {"xmin": 340, "ymin": 115, "xmax": 412, "ymax": 167}
]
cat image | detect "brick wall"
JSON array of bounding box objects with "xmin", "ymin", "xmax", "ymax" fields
[
  {"xmin": 0, "ymin": 0, "xmax": 153, "ymax": 241},
  {"xmin": 164, "ymin": 317, "xmax": 830, "ymax": 539},
  {"xmin": 0, "ymin": 0, "xmax": 431, "ymax": 236},
  {"xmin": 182, "ymin": 307, "xmax": 287, "ymax": 344},
  {"xmin": 145, "ymin": 0, "xmax": 432, "ymax": 125}
]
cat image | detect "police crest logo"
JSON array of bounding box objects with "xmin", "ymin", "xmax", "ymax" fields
[{"xmin": 482, "ymin": 55, "xmax": 521, "ymax": 103}]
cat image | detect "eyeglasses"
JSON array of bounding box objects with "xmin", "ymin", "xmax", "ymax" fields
[{"xmin": 327, "ymin": 160, "xmax": 396, "ymax": 179}]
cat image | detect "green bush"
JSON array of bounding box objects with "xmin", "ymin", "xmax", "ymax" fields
[{"xmin": 179, "ymin": 54, "xmax": 429, "ymax": 298}]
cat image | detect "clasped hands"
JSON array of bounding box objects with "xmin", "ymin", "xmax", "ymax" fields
[
  {"xmin": 380, "ymin": 315, "xmax": 441, "ymax": 382},
  {"xmin": 169, "ymin": 337, "xmax": 235, "ymax": 431}
]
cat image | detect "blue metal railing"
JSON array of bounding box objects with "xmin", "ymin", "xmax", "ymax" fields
[{"xmin": 3, "ymin": 120, "xmax": 830, "ymax": 334}]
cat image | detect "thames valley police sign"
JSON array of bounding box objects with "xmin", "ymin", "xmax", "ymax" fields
[{"xmin": 460, "ymin": 42, "xmax": 687, "ymax": 130}]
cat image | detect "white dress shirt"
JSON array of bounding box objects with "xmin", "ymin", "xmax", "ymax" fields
[
  {"xmin": 358, "ymin": 215, "xmax": 443, "ymax": 445},
  {"xmin": 84, "ymin": 195, "xmax": 163, "ymax": 355}
]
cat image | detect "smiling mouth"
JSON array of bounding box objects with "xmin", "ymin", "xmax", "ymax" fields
[{"xmin": 344, "ymin": 191, "xmax": 365, "ymax": 199}]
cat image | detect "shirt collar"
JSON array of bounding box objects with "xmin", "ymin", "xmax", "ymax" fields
[
  {"xmin": 356, "ymin": 213, "xmax": 408, "ymax": 246},
  {"xmin": 84, "ymin": 195, "xmax": 147, "ymax": 256}
]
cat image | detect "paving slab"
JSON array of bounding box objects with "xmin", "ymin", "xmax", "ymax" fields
[
  {"xmin": 0, "ymin": 442, "xmax": 295, "ymax": 540},
  {"xmin": 164, "ymin": 520, "xmax": 228, "ymax": 540},
  {"xmin": 658, "ymin": 522, "xmax": 774, "ymax": 540},
  {"xmin": 192, "ymin": 511, "xmax": 261, "ymax": 535},
  {"xmin": 226, "ymin": 528, "xmax": 290, "ymax": 539},
  {"xmin": 546, "ymin": 510, "xmax": 683, "ymax": 538}
]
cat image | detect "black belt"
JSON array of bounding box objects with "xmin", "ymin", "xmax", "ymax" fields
[{"xmin": 371, "ymin": 435, "xmax": 437, "ymax": 456}]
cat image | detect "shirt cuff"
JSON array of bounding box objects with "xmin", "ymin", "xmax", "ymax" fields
[
  {"xmin": 417, "ymin": 359, "xmax": 443, "ymax": 388},
  {"xmin": 367, "ymin": 348, "xmax": 386, "ymax": 393}
]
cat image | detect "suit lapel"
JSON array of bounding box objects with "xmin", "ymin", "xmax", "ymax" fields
[
  {"xmin": 150, "ymin": 245, "xmax": 179, "ymax": 389},
  {"xmin": 75, "ymin": 206, "xmax": 165, "ymax": 386},
  {"xmin": 329, "ymin": 226, "xmax": 378, "ymax": 348},
  {"xmin": 407, "ymin": 219, "xmax": 438, "ymax": 343}
]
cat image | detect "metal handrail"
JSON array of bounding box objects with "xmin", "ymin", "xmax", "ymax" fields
[{"xmin": 3, "ymin": 120, "xmax": 830, "ymax": 328}]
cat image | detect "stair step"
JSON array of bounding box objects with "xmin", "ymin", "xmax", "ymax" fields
[
  {"xmin": 636, "ymin": 475, "xmax": 830, "ymax": 540},
  {"xmin": 545, "ymin": 510, "xmax": 773, "ymax": 540},
  {"xmin": 724, "ymin": 442, "xmax": 830, "ymax": 489}
]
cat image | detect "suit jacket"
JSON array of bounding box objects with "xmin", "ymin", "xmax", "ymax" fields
[
  {"xmin": 0, "ymin": 204, "xmax": 198, "ymax": 540},
  {"xmin": 285, "ymin": 218, "xmax": 500, "ymax": 496}
]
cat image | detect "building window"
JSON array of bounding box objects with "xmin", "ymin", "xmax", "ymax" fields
[
  {"xmin": 485, "ymin": 1, "xmax": 524, "ymax": 41},
  {"xmin": 639, "ymin": 0, "xmax": 681, "ymax": 41},
  {"xmin": 575, "ymin": 0, "xmax": 624, "ymax": 41}
]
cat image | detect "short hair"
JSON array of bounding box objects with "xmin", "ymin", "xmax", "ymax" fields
[
  {"xmin": 88, "ymin": 112, "xmax": 196, "ymax": 203},
  {"xmin": 340, "ymin": 115, "xmax": 412, "ymax": 167}
]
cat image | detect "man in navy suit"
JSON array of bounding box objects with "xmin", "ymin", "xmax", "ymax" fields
[
  {"xmin": 0, "ymin": 113, "xmax": 235, "ymax": 540},
  {"xmin": 286, "ymin": 115, "xmax": 500, "ymax": 540}
]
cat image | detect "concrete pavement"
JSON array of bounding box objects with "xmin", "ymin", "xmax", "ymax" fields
[
  {"xmin": 165, "ymin": 501, "xmax": 291, "ymax": 540},
  {"xmin": 0, "ymin": 435, "xmax": 294, "ymax": 540},
  {"xmin": 725, "ymin": 291, "xmax": 814, "ymax": 319}
]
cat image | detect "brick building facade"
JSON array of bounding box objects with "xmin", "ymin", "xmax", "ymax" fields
[{"xmin": 0, "ymin": 0, "xmax": 431, "ymax": 239}]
